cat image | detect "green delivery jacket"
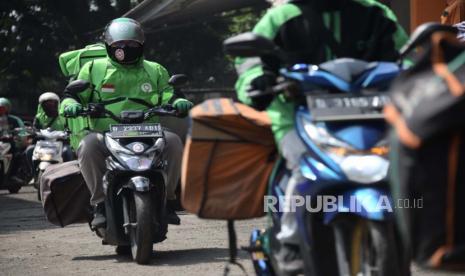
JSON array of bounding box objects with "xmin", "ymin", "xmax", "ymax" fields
[
  {"xmin": 33, "ymin": 105, "xmax": 66, "ymax": 130},
  {"xmin": 61, "ymin": 57, "xmax": 184, "ymax": 149},
  {"xmin": 235, "ymin": 0, "xmax": 409, "ymax": 149}
]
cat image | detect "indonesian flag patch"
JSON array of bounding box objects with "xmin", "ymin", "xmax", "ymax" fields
[{"xmin": 101, "ymin": 84, "xmax": 115, "ymax": 93}]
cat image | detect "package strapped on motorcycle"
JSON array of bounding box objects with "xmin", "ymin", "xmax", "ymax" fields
[
  {"xmin": 306, "ymin": 92, "xmax": 389, "ymax": 122},
  {"xmin": 108, "ymin": 123, "xmax": 163, "ymax": 139}
]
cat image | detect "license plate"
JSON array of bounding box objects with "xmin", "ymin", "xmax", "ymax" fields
[
  {"xmin": 307, "ymin": 94, "xmax": 389, "ymax": 121},
  {"xmin": 109, "ymin": 123, "xmax": 162, "ymax": 138}
]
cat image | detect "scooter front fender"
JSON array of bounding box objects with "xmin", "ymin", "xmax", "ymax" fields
[
  {"xmin": 323, "ymin": 187, "xmax": 393, "ymax": 224},
  {"xmin": 126, "ymin": 176, "xmax": 152, "ymax": 192}
]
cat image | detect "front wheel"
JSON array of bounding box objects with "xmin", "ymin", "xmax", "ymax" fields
[
  {"xmin": 333, "ymin": 218, "xmax": 401, "ymax": 276},
  {"xmin": 128, "ymin": 192, "xmax": 154, "ymax": 264}
]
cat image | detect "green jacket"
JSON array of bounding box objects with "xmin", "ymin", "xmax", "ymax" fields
[
  {"xmin": 62, "ymin": 57, "xmax": 183, "ymax": 149},
  {"xmin": 235, "ymin": 0, "xmax": 409, "ymax": 148},
  {"xmin": 33, "ymin": 105, "xmax": 66, "ymax": 130}
]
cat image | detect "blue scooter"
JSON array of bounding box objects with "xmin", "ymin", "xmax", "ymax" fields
[{"xmin": 224, "ymin": 33, "xmax": 408, "ymax": 276}]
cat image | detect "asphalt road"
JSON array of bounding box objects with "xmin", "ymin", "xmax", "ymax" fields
[{"xmin": 0, "ymin": 186, "xmax": 463, "ymax": 276}]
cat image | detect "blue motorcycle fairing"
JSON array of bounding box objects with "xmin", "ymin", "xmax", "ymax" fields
[
  {"xmin": 301, "ymin": 156, "xmax": 342, "ymax": 182},
  {"xmin": 323, "ymin": 121, "xmax": 386, "ymax": 150},
  {"xmin": 281, "ymin": 70, "xmax": 351, "ymax": 92},
  {"xmin": 295, "ymin": 109, "xmax": 345, "ymax": 175},
  {"xmin": 283, "ymin": 61, "xmax": 400, "ymax": 93},
  {"xmin": 296, "ymin": 108, "xmax": 386, "ymax": 151},
  {"xmin": 354, "ymin": 62, "xmax": 401, "ymax": 88},
  {"xmin": 323, "ymin": 187, "xmax": 393, "ymax": 224}
]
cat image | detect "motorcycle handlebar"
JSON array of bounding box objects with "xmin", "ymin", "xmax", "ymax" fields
[
  {"xmin": 144, "ymin": 105, "xmax": 179, "ymax": 118},
  {"xmin": 247, "ymin": 81, "xmax": 300, "ymax": 99},
  {"xmin": 67, "ymin": 103, "xmax": 181, "ymax": 123}
]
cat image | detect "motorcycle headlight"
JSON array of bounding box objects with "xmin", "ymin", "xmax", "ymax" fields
[
  {"xmin": 40, "ymin": 153, "xmax": 54, "ymax": 161},
  {"xmin": 117, "ymin": 152, "xmax": 155, "ymax": 171},
  {"xmin": 34, "ymin": 141, "xmax": 62, "ymax": 161},
  {"xmin": 105, "ymin": 135, "xmax": 132, "ymax": 155},
  {"xmin": 301, "ymin": 116, "xmax": 389, "ymax": 183},
  {"xmin": 105, "ymin": 135, "xmax": 155, "ymax": 171}
]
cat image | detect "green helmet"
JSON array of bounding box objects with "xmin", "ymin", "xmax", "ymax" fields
[
  {"xmin": 0, "ymin": 97, "xmax": 12, "ymax": 113},
  {"xmin": 104, "ymin": 18, "xmax": 145, "ymax": 46}
]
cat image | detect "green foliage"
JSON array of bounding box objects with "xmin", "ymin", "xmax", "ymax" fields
[{"xmin": 228, "ymin": 8, "xmax": 264, "ymax": 34}]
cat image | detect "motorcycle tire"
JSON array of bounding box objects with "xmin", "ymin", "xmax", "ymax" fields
[
  {"xmin": 33, "ymin": 171, "xmax": 42, "ymax": 190},
  {"xmin": 333, "ymin": 218, "xmax": 402, "ymax": 276},
  {"xmin": 128, "ymin": 192, "xmax": 154, "ymax": 264}
]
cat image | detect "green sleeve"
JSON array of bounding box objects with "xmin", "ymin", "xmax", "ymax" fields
[
  {"xmin": 34, "ymin": 115, "xmax": 43, "ymax": 129},
  {"xmin": 235, "ymin": 4, "xmax": 302, "ymax": 105},
  {"xmin": 154, "ymin": 64, "xmax": 176, "ymax": 106},
  {"xmin": 62, "ymin": 61, "xmax": 93, "ymax": 109}
]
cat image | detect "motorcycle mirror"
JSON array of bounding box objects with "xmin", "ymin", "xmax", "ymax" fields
[
  {"xmin": 223, "ymin": 32, "xmax": 278, "ymax": 57},
  {"xmin": 168, "ymin": 74, "xmax": 189, "ymax": 87},
  {"xmin": 64, "ymin": 80, "xmax": 91, "ymax": 95},
  {"xmin": 399, "ymin": 22, "xmax": 458, "ymax": 58}
]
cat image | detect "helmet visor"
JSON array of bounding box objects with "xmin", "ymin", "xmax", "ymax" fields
[{"xmin": 42, "ymin": 100, "xmax": 59, "ymax": 117}]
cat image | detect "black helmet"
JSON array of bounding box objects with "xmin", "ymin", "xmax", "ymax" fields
[{"xmin": 104, "ymin": 18, "xmax": 145, "ymax": 65}]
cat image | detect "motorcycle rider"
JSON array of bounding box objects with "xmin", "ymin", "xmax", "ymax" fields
[
  {"xmin": 62, "ymin": 18, "xmax": 193, "ymax": 229},
  {"xmin": 25, "ymin": 92, "xmax": 74, "ymax": 174},
  {"xmin": 235, "ymin": 0, "xmax": 408, "ymax": 272},
  {"xmin": 0, "ymin": 97, "xmax": 28, "ymax": 184},
  {"xmin": 0, "ymin": 98, "xmax": 24, "ymax": 132}
]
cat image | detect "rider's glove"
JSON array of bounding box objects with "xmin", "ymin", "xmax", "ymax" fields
[
  {"xmin": 248, "ymin": 71, "xmax": 277, "ymax": 111},
  {"xmin": 63, "ymin": 102, "xmax": 83, "ymax": 118},
  {"xmin": 173, "ymin": 99, "xmax": 194, "ymax": 116}
]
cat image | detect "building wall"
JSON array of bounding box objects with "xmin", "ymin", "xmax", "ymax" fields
[{"xmin": 410, "ymin": 0, "xmax": 445, "ymax": 31}]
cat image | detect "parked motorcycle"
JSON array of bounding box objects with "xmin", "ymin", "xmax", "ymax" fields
[
  {"xmin": 224, "ymin": 33, "xmax": 407, "ymax": 276},
  {"xmin": 0, "ymin": 126, "xmax": 29, "ymax": 194},
  {"xmin": 64, "ymin": 75, "xmax": 186, "ymax": 264},
  {"xmin": 0, "ymin": 133, "xmax": 19, "ymax": 193}
]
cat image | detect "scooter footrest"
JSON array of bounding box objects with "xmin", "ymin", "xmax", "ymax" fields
[{"xmin": 123, "ymin": 222, "xmax": 137, "ymax": 229}]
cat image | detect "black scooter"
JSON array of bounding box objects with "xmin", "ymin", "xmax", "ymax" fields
[{"xmin": 65, "ymin": 75, "xmax": 187, "ymax": 264}]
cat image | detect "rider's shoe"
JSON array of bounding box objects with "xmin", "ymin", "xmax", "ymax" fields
[
  {"xmin": 275, "ymin": 244, "xmax": 304, "ymax": 274},
  {"xmin": 165, "ymin": 204, "xmax": 180, "ymax": 225},
  {"xmin": 91, "ymin": 202, "xmax": 106, "ymax": 229},
  {"xmin": 115, "ymin": 245, "xmax": 131, "ymax": 255}
]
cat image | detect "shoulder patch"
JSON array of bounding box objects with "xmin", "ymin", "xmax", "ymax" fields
[{"xmin": 141, "ymin": 83, "xmax": 152, "ymax": 93}]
